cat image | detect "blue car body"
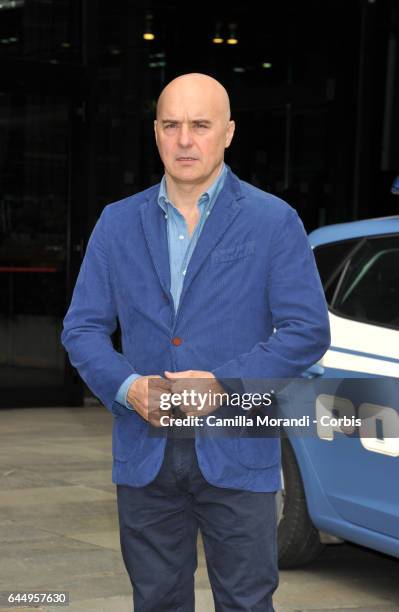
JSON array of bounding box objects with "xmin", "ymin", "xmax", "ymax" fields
[{"xmin": 289, "ymin": 216, "xmax": 399, "ymax": 559}]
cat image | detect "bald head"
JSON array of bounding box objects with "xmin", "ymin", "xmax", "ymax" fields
[
  {"xmin": 154, "ymin": 72, "xmax": 235, "ymax": 191},
  {"xmin": 156, "ymin": 73, "xmax": 231, "ymax": 124}
]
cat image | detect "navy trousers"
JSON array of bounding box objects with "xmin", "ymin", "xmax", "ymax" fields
[{"xmin": 116, "ymin": 436, "xmax": 278, "ymax": 611}]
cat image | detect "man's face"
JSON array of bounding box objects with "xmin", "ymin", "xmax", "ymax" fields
[{"xmin": 154, "ymin": 79, "xmax": 235, "ymax": 186}]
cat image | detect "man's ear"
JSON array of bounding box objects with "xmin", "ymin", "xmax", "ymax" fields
[
  {"xmin": 154, "ymin": 119, "xmax": 158, "ymax": 145},
  {"xmin": 225, "ymin": 120, "xmax": 235, "ymax": 149}
]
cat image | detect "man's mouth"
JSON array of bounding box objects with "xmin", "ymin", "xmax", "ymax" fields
[{"xmin": 176, "ymin": 157, "xmax": 198, "ymax": 161}]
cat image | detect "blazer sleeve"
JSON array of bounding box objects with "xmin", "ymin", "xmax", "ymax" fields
[
  {"xmin": 61, "ymin": 207, "xmax": 137, "ymax": 414},
  {"xmin": 212, "ymin": 207, "xmax": 331, "ymax": 385}
]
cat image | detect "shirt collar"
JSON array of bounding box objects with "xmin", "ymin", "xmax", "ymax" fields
[{"xmin": 157, "ymin": 163, "xmax": 227, "ymax": 214}]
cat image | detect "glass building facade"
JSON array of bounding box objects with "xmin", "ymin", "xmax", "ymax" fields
[{"xmin": 0, "ymin": 0, "xmax": 398, "ymax": 406}]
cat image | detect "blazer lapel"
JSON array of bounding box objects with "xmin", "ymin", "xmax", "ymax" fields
[
  {"xmin": 140, "ymin": 187, "xmax": 172, "ymax": 299},
  {"xmin": 177, "ymin": 170, "xmax": 243, "ymax": 312},
  {"xmin": 138, "ymin": 170, "xmax": 244, "ymax": 311}
]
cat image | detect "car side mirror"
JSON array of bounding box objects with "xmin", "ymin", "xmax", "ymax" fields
[{"xmin": 391, "ymin": 175, "xmax": 399, "ymax": 195}]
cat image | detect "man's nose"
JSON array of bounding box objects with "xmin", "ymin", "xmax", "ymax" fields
[{"xmin": 178, "ymin": 124, "xmax": 193, "ymax": 147}]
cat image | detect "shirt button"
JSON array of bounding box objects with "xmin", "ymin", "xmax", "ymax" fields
[
  {"xmin": 179, "ymin": 234, "xmax": 185, "ymax": 240},
  {"xmin": 164, "ymin": 214, "xmax": 168, "ymax": 219},
  {"xmin": 182, "ymin": 270, "xmax": 186, "ymax": 276},
  {"xmin": 171, "ymin": 337, "xmax": 182, "ymax": 346}
]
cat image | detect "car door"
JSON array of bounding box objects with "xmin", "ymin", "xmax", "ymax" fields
[{"xmin": 310, "ymin": 234, "xmax": 399, "ymax": 539}]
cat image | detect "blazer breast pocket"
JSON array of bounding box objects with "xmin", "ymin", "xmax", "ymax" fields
[{"xmin": 211, "ymin": 240, "xmax": 256, "ymax": 264}]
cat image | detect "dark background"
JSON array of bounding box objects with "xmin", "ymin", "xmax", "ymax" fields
[{"xmin": 0, "ymin": 0, "xmax": 398, "ymax": 406}]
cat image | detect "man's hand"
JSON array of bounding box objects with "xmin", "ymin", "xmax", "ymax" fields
[
  {"xmin": 164, "ymin": 370, "xmax": 227, "ymax": 417},
  {"xmin": 127, "ymin": 375, "xmax": 171, "ymax": 427}
]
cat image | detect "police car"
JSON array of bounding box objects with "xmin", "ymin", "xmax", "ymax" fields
[{"xmin": 277, "ymin": 215, "xmax": 399, "ymax": 568}]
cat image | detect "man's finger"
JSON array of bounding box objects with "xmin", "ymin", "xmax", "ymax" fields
[
  {"xmin": 164, "ymin": 370, "xmax": 195, "ymax": 379},
  {"xmin": 149, "ymin": 377, "xmax": 172, "ymax": 389}
]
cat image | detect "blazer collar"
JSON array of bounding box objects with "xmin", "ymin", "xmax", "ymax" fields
[{"xmin": 139, "ymin": 167, "xmax": 244, "ymax": 307}]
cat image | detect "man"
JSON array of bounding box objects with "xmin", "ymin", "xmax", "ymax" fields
[{"xmin": 62, "ymin": 73, "xmax": 330, "ymax": 611}]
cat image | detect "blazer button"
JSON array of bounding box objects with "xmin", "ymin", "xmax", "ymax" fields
[
  {"xmin": 162, "ymin": 293, "xmax": 169, "ymax": 303},
  {"xmin": 171, "ymin": 337, "xmax": 182, "ymax": 346}
]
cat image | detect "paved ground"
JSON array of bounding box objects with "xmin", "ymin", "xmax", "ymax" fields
[{"xmin": 0, "ymin": 405, "xmax": 398, "ymax": 612}]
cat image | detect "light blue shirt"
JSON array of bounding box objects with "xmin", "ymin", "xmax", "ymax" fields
[{"xmin": 115, "ymin": 164, "xmax": 227, "ymax": 409}]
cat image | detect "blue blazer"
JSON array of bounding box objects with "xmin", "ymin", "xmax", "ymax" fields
[{"xmin": 61, "ymin": 168, "xmax": 330, "ymax": 492}]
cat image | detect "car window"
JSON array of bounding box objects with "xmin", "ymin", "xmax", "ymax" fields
[
  {"xmin": 313, "ymin": 239, "xmax": 361, "ymax": 305},
  {"xmin": 332, "ymin": 235, "xmax": 399, "ymax": 328}
]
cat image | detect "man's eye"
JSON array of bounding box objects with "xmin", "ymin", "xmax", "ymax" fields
[
  {"xmin": 195, "ymin": 123, "xmax": 208, "ymax": 129},
  {"xmin": 164, "ymin": 124, "xmax": 177, "ymax": 129}
]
